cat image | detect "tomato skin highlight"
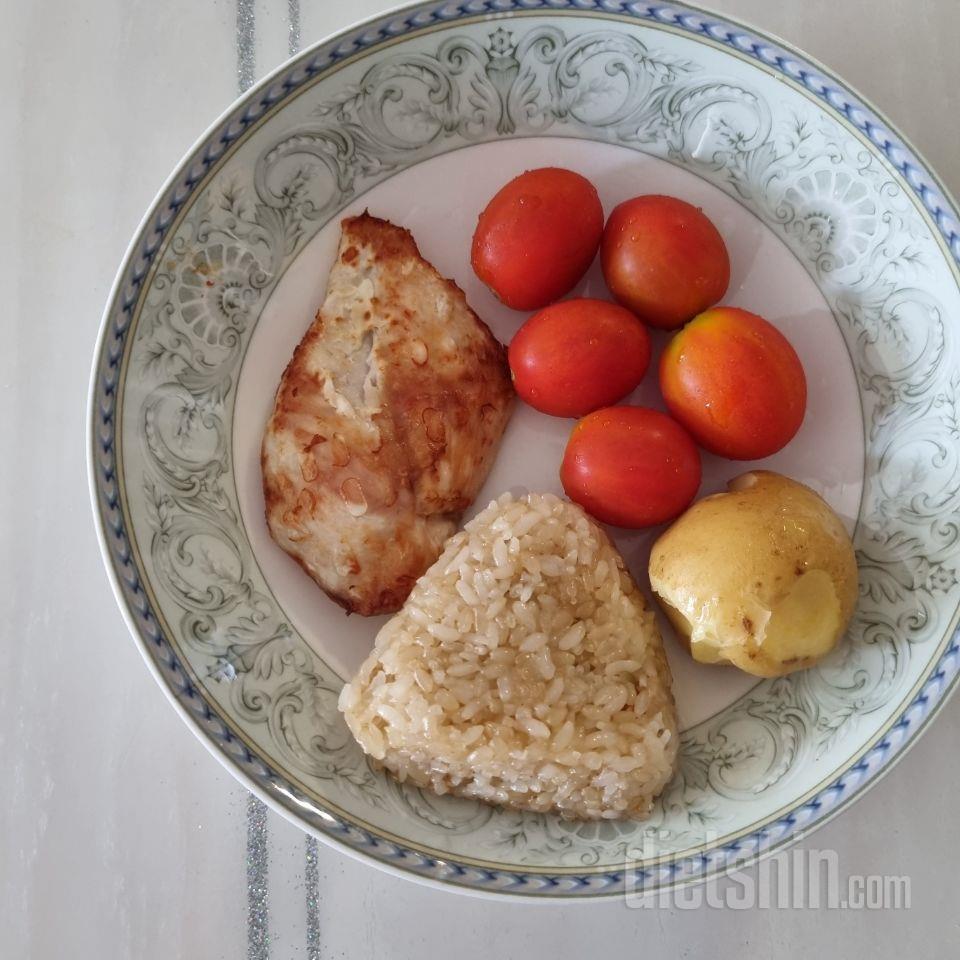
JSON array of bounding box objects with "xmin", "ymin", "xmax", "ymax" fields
[
  {"xmin": 659, "ymin": 306, "xmax": 807, "ymax": 460},
  {"xmin": 471, "ymin": 168, "xmax": 604, "ymax": 311},
  {"xmin": 560, "ymin": 406, "xmax": 702, "ymax": 528},
  {"xmin": 600, "ymin": 195, "xmax": 730, "ymax": 330},
  {"xmin": 508, "ymin": 299, "xmax": 651, "ymax": 417}
]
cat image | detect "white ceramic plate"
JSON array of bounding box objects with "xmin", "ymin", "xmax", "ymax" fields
[{"xmin": 90, "ymin": 0, "xmax": 960, "ymax": 897}]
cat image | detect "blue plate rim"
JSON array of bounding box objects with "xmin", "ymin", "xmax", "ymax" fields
[{"xmin": 87, "ymin": 0, "xmax": 960, "ymax": 898}]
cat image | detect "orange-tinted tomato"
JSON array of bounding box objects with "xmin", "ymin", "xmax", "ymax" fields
[
  {"xmin": 508, "ymin": 299, "xmax": 651, "ymax": 417},
  {"xmin": 601, "ymin": 195, "xmax": 729, "ymax": 330},
  {"xmin": 471, "ymin": 168, "xmax": 604, "ymax": 311},
  {"xmin": 560, "ymin": 406, "xmax": 702, "ymax": 528},
  {"xmin": 659, "ymin": 306, "xmax": 807, "ymax": 460}
]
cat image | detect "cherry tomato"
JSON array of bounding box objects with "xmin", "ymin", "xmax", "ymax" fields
[
  {"xmin": 560, "ymin": 406, "xmax": 702, "ymax": 527},
  {"xmin": 508, "ymin": 299, "xmax": 651, "ymax": 417},
  {"xmin": 601, "ymin": 195, "xmax": 730, "ymax": 330},
  {"xmin": 471, "ymin": 168, "xmax": 604, "ymax": 311},
  {"xmin": 659, "ymin": 307, "xmax": 807, "ymax": 460}
]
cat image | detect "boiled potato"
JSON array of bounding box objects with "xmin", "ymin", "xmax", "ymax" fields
[{"xmin": 648, "ymin": 471, "xmax": 858, "ymax": 678}]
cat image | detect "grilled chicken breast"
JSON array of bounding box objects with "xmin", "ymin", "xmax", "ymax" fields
[{"xmin": 261, "ymin": 213, "xmax": 514, "ymax": 616}]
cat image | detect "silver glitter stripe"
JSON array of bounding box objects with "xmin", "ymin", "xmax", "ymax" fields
[
  {"xmin": 236, "ymin": 1, "xmax": 264, "ymax": 954},
  {"xmin": 236, "ymin": 0, "xmax": 256, "ymax": 94},
  {"xmin": 305, "ymin": 836, "xmax": 320, "ymax": 960},
  {"xmin": 292, "ymin": 0, "xmax": 312, "ymax": 950},
  {"xmin": 246, "ymin": 794, "xmax": 270, "ymax": 960},
  {"xmin": 287, "ymin": 0, "xmax": 301, "ymax": 57}
]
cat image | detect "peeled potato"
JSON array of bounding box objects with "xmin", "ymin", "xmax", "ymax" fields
[{"xmin": 648, "ymin": 471, "xmax": 858, "ymax": 678}]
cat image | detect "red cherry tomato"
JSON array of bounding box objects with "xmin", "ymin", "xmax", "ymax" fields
[
  {"xmin": 659, "ymin": 306, "xmax": 807, "ymax": 460},
  {"xmin": 560, "ymin": 407, "xmax": 702, "ymax": 528},
  {"xmin": 471, "ymin": 168, "xmax": 604, "ymax": 311},
  {"xmin": 508, "ymin": 299, "xmax": 651, "ymax": 417},
  {"xmin": 601, "ymin": 195, "xmax": 730, "ymax": 330}
]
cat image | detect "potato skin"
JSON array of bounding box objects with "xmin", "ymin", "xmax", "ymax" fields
[{"xmin": 648, "ymin": 471, "xmax": 858, "ymax": 677}]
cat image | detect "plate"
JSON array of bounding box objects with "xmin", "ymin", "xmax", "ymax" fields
[{"xmin": 89, "ymin": 0, "xmax": 960, "ymax": 897}]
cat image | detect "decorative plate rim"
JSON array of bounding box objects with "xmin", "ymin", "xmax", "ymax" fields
[{"xmin": 88, "ymin": 0, "xmax": 960, "ymax": 898}]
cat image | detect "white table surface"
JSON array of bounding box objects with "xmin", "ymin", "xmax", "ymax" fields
[{"xmin": 3, "ymin": 0, "xmax": 959, "ymax": 956}]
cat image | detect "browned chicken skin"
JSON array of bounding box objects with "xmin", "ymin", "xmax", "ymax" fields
[{"xmin": 261, "ymin": 214, "xmax": 514, "ymax": 615}]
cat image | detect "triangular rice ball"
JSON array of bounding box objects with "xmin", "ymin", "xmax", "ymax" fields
[{"xmin": 339, "ymin": 493, "xmax": 678, "ymax": 819}]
